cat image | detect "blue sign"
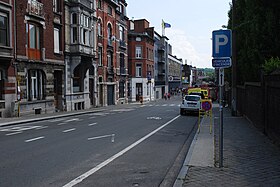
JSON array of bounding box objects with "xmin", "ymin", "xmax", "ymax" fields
[
  {"xmin": 212, "ymin": 30, "xmax": 232, "ymax": 58},
  {"xmin": 212, "ymin": 58, "xmax": 232, "ymax": 68}
]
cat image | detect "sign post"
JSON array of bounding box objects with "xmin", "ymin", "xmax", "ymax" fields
[{"xmin": 212, "ymin": 29, "xmax": 232, "ymax": 168}]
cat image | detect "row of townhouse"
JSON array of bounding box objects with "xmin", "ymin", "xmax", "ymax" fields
[{"xmin": 0, "ymin": 0, "xmax": 183, "ymax": 118}]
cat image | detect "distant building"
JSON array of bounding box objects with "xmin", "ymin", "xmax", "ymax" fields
[
  {"xmin": 168, "ymin": 53, "xmax": 183, "ymax": 93},
  {"xmin": 128, "ymin": 19, "xmax": 155, "ymax": 102},
  {"xmin": 154, "ymin": 31, "xmax": 169, "ymax": 99}
]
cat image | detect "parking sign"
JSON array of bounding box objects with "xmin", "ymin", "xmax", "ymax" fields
[{"xmin": 212, "ymin": 30, "xmax": 232, "ymax": 58}]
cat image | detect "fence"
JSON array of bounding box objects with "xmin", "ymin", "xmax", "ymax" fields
[{"xmin": 236, "ymin": 72, "xmax": 280, "ymax": 144}]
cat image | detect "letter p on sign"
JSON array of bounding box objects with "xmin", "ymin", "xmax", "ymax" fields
[{"xmin": 212, "ymin": 30, "xmax": 232, "ymax": 58}]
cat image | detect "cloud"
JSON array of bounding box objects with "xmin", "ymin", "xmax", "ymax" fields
[{"xmin": 165, "ymin": 28, "xmax": 212, "ymax": 68}]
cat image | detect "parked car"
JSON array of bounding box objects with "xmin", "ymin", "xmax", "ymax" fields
[{"xmin": 180, "ymin": 95, "xmax": 201, "ymax": 115}]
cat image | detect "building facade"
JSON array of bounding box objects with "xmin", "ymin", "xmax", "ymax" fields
[
  {"xmin": 168, "ymin": 53, "xmax": 182, "ymax": 93},
  {"xmin": 128, "ymin": 19, "xmax": 155, "ymax": 102},
  {"xmin": 0, "ymin": 0, "xmax": 15, "ymax": 117},
  {"xmin": 96, "ymin": 0, "xmax": 128, "ymax": 106},
  {"xmin": 65, "ymin": 0, "xmax": 97, "ymax": 111},
  {"xmin": 13, "ymin": 0, "xmax": 65, "ymax": 116},
  {"xmin": 154, "ymin": 31, "xmax": 169, "ymax": 99}
]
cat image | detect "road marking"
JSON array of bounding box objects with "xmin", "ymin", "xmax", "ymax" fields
[
  {"xmin": 63, "ymin": 115, "xmax": 180, "ymax": 187},
  {"xmin": 88, "ymin": 123, "xmax": 97, "ymax": 126},
  {"xmin": 6, "ymin": 131, "xmax": 22, "ymax": 136},
  {"xmin": 25, "ymin": 136, "xmax": 44, "ymax": 143},
  {"xmin": 65, "ymin": 118, "xmax": 80, "ymax": 122},
  {"xmin": 63, "ymin": 128, "xmax": 76, "ymax": 133},
  {"xmin": 89, "ymin": 116, "xmax": 96, "ymax": 119},
  {"xmin": 147, "ymin": 116, "xmax": 162, "ymax": 120},
  {"xmin": 36, "ymin": 126, "xmax": 48, "ymax": 130},
  {"xmin": 162, "ymin": 104, "xmax": 168, "ymax": 106},
  {"xmin": 58, "ymin": 122, "xmax": 67, "ymax": 126},
  {"xmin": 170, "ymin": 104, "xmax": 175, "ymax": 106},
  {"xmin": 88, "ymin": 134, "xmax": 115, "ymax": 142}
]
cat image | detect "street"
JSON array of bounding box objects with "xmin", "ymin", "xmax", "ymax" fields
[{"xmin": 0, "ymin": 96, "xmax": 198, "ymax": 187}]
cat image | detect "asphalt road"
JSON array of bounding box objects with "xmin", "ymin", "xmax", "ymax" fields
[{"xmin": 0, "ymin": 96, "xmax": 198, "ymax": 187}]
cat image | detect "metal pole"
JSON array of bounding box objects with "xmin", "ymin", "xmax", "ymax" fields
[
  {"xmin": 219, "ymin": 78, "xmax": 224, "ymax": 167},
  {"xmin": 231, "ymin": 0, "xmax": 237, "ymax": 116}
]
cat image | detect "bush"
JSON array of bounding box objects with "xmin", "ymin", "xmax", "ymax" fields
[{"xmin": 262, "ymin": 57, "xmax": 280, "ymax": 74}]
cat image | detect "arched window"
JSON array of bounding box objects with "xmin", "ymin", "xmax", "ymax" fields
[
  {"xmin": 107, "ymin": 23, "xmax": 112, "ymax": 39},
  {"xmin": 119, "ymin": 25, "xmax": 124, "ymax": 41}
]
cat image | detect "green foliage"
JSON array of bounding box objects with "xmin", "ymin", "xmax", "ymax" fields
[
  {"xmin": 262, "ymin": 57, "xmax": 280, "ymax": 74},
  {"xmin": 227, "ymin": 0, "xmax": 280, "ymax": 83}
]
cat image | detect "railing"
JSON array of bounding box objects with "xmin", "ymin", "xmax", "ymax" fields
[
  {"xmin": 107, "ymin": 66, "xmax": 114, "ymax": 75},
  {"xmin": 120, "ymin": 67, "xmax": 126, "ymax": 75},
  {"xmin": 27, "ymin": 0, "xmax": 44, "ymax": 17},
  {"xmin": 119, "ymin": 40, "xmax": 127, "ymax": 49}
]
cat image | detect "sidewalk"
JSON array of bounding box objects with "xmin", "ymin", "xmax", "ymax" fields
[{"xmin": 175, "ymin": 105, "xmax": 280, "ymax": 186}]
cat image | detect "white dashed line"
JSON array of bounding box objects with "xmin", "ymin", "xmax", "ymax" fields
[
  {"xmin": 63, "ymin": 128, "xmax": 76, "ymax": 133},
  {"xmin": 6, "ymin": 131, "xmax": 22, "ymax": 136},
  {"xmin": 25, "ymin": 136, "xmax": 44, "ymax": 143},
  {"xmin": 88, "ymin": 123, "xmax": 97, "ymax": 126},
  {"xmin": 36, "ymin": 126, "xmax": 48, "ymax": 130},
  {"xmin": 58, "ymin": 122, "xmax": 66, "ymax": 126}
]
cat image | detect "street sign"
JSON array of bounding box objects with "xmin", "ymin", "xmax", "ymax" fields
[
  {"xmin": 201, "ymin": 99, "xmax": 212, "ymax": 111},
  {"xmin": 219, "ymin": 68, "xmax": 224, "ymax": 86},
  {"xmin": 212, "ymin": 58, "xmax": 232, "ymax": 68},
  {"xmin": 212, "ymin": 30, "xmax": 232, "ymax": 58}
]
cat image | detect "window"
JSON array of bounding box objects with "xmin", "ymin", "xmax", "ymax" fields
[
  {"xmin": 26, "ymin": 23, "xmax": 41, "ymax": 60},
  {"xmin": 0, "ymin": 70, "xmax": 3, "ymax": 100},
  {"xmin": 98, "ymin": 47, "xmax": 102, "ymax": 66},
  {"xmin": 81, "ymin": 14, "xmax": 90, "ymax": 46},
  {"xmin": 136, "ymin": 64, "xmax": 142, "ymax": 77},
  {"xmin": 97, "ymin": 19, "xmax": 102, "ymax": 36},
  {"xmin": 119, "ymin": 81, "xmax": 125, "ymax": 98},
  {"xmin": 0, "ymin": 12, "xmax": 8, "ymax": 46},
  {"xmin": 71, "ymin": 13, "xmax": 78, "ymax": 43},
  {"xmin": 108, "ymin": 6, "xmax": 112, "ymax": 15},
  {"xmin": 119, "ymin": 26, "xmax": 124, "ymax": 41},
  {"xmin": 53, "ymin": 0, "xmax": 61, "ymax": 13},
  {"xmin": 107, "ymin": 51, "xmax": 113, "ymax": 67},
  {"xmin": 98, "ymin": 0, "xmax": 102, "ymax": 9},
  {"xmin": 28, "ymin": 69, "xmax": 45, "ymax": 101},
  {"xmin": 120, "ymin": 53, "xmax": 125, "ymax": 74},
  {"xmin": 107, "ymin": 23, "xmax": 112, "ymax": 45},
  {"xmin": 54, "ymin": 27, "xmax": 60, "ymax": 53},
  {"xmin": 136, "ymin": 46, "xmax": 142, "ymax": 58}
]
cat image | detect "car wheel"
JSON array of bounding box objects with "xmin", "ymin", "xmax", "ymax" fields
[{"xmin": 180, "ymin": 108, "xmax": 184, "ymax": 115}]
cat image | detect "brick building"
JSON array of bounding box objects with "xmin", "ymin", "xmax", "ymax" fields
[
  {"xmin": 14, "ymin": 0, "xmax": 65, "ymax": 116},
  {"xmin": 96, "ymin": 0, "xmax": 128, "ymax": 106},
  {"xmin": 128, "ymin": 19, "xmax": 155, "ymax": 102}
]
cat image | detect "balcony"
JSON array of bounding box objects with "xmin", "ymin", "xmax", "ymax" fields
[
  {"xmin": 158, "ymin": 57, "xmax": 166, "ymax": 63},
  {"xmin": 119, "ymin": 40, "xmax": 127, "ymax": 49},
  {"xmin": 120, "ymin": 67, "xmax": 127, "ymax": 75},
  {"xmin": 107, "ymin": 66, "xmax": 114, "ymax": 75},
  {"xmin": 27, "ymin": 0, "xmax": 44, "ymax": 17},
  {"xmin": 158, "ymin": 69, "xmax": 165, "ymax": 76},
  {"xmin": 107, "ymin": 39, "xmax": 113, "ymax": 48}
]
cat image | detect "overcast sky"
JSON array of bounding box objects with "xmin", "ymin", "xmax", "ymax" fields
[{"xmin": 126, "ymin": 0, "xmax": 231, "ymax": 68}]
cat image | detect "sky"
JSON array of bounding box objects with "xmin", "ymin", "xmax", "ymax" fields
[{"xmin": 126, "ymin": 0, "xmax": 231, "ymax": 68}]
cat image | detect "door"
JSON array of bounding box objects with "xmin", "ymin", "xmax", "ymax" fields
[
  {"xmin": 136, "ymin": 83, "xmax": 142, "ymax": 101},
  {"xmin": 107, "ymin": 85, "xmax": 114, "ymax": 105}
]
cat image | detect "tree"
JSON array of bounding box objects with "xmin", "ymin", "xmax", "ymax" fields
[{"xmin": 227, "ymin": 0, "xmax": 280, "ymax": 84}]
